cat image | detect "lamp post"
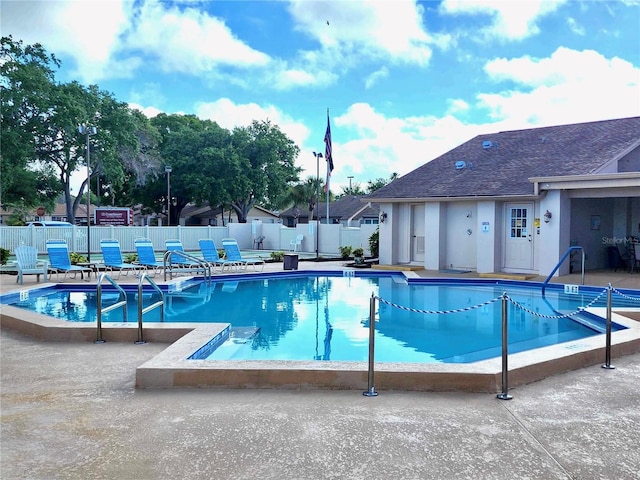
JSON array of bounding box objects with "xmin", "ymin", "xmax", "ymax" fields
[
  {"xmin": 347, "ymin": 176, "xmax": 354, "ymax": 195},
  {"xmin": 313, "ymin": 151, "xmax": 323, "ymax": 259},
  {"xmin": 78, "ymin": 124, "xmax": 97, "ymax": 261},
  {"xmin": 164, "ymin": 166, "xmax": 172, "ymax": 226}
]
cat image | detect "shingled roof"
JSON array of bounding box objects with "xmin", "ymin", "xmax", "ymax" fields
[{"xmin": 367, "ymin": 117, "xmax": 640, "ymax": 200}]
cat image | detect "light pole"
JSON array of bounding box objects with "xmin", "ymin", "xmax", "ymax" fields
[
  {"xmin": 78, "ymin": 124, "xmax": 97, "ymax": 261},
  {"xmin": 347, "ymin": 176, "xmax": 354, "ymax": 195},
  {"xmin": 164, "ymin": 166, "xmax": 172, "ymax": 226},
  {"xmin": 313, "ymin": 151, "xmax": 323, "ymax": 259}
]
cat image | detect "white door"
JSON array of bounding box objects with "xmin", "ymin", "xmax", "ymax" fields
[
  {"xmin": 505, "ymin": 203, "xmax": 533, "ymax": 270},
  {"xmin": 411, "ymin": 204, "xmax": 425, "ymax": 263}
]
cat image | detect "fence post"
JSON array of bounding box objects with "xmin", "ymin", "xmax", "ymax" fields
[
  {"xmin": 497, "ymin": 293, "xmax": 513, "ymax": 400},
  {"xmin": 363, "ymin": 293, "xmax": 378, "ymax": 397},
  {"xmin": 601, "ymin": 284, "xmax": 615, "ymax": 370}
]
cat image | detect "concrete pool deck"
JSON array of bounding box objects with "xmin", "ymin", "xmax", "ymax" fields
[{"xmin": 1, "ymin": 263, "xmax": 640, "ymax": 478}]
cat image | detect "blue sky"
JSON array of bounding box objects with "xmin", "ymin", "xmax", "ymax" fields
[{"xmin": 3, "ymin": 0, "xmax": 640, "ymax": 195}]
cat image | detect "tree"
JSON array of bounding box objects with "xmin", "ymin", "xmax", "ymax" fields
[
  {"xmin": 0, "ymin": 36, "xmax": 62, "ymax": 211},
  {"xmin": 281, "ymin": 176, "xmax": 323, "ymax": 219},
  {"xmin": 1, "ymin": 37, "xmax": 159, "ymax": 223},
  {"xmin": 367, "ymin": 173, "xmax": 398, "ymax": 193},
  {"xmin": 228, "ymin": 120, "xmax": 301, "ymax": 222},
  {"xmin": 336, "ymin": 181, "xmax": 365, "ymax": 198},
  {"xmin": 143, "ymin": 114, "xmax": 234, "ymax": 224}
]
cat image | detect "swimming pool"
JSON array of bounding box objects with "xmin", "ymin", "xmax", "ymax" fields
[{"xmin": 3, "ymin": 271, "xmax": 633, "ymax": 364}]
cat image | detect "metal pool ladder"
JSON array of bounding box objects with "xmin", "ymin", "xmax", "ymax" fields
[
  {"xmin": 95, "ymin": 273, "xmax": 127, "ymax": 344},
  {"xmin": 136, "ymin": 272, "xmax": 164, "ymax": 344},
  {"xmin": 95, "ymin": 272, "xmax": 164, "ymax": 344}
]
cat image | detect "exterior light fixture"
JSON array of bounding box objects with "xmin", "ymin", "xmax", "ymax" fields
[{"xmin": 544, "ymin": 210, "xmax": 552, "ymax": 223}]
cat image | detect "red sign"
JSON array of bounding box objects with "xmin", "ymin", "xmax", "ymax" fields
[
  {"xmin": 36, "ymin": 207, "xmax": 45, "ymax": 216},
  {"xmin": 95, "ymin": 208, "xmax": 132, "ymax": 226}
]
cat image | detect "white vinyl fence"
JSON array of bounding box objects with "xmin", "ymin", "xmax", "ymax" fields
[{"xmin": 0, "ymin": 222, "xmax": 378, "ymax": 257}]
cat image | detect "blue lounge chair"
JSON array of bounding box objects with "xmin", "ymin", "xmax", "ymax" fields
[
  {"xmin": 100, "ymin": 239, "xmax": 142, "ymax": 278},
  {"xmin": 164, "ymin": 239, "xmax": 209, "ymax": 278},
  {"xmin": 198, "ymin": 239, "xmax": 239, "ymax": 272},
  {"xmin": 46, "ymin": 239, "xmax": 92, "ymax": 281},
  {"xmin": 14, "ymin": 245, "xmax": 49, "ymax": 285},
  {"xmin": 221, "ymin": 238, "xmax": 265, "ymax": 272},
  {"xmin": 134, "ymin": 238, "xmax": 164, "ymax": 276}
]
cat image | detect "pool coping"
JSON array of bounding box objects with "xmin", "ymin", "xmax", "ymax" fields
[{"xmin": 2, "ymin": 300, "xmax": 639, "ymax": 392}]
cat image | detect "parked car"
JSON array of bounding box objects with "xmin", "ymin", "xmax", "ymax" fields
[{"xmin": 26, "ymin": 221, "xmax": 73, "ymax": 227}]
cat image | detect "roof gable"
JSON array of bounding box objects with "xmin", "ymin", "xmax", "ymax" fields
[{"xmin": 368, "ymin": 117, "xmax": 640, "ymax": 199}]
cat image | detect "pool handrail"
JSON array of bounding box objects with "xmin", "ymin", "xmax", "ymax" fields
[
  {"xmin": 136, "ymin": 273, "xmax": 164, "ymax": 344},
  {"xmin": 542, "ymin": 246, "xmax": 585, "ymax": 295},
  {"xmin": 163, "ymin": 250, "xmax": 212, "ymax": 283},
  {"xmin": 96, "ymin": 273, "xmax": 128, "ymax": 343}
]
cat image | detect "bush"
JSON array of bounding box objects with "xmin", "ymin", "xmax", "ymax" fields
[
  {"xmin": 352, "ymin": 247, "xmax": 364, "ymax": 258},
  {"xmin": 339, "ymin": 246, "xmax": 353, "ymax": 259},
  {"xmin": 69, "ymin": 252, "xmax": 87, "ymax": 264},
  {"xmin": 0, "ymin": 247, "xmax": 10, "ymax": 265},
  {"xmin": 270, "ymin": 251, "xmax": 284, "ymax": 261},
  {"xmin": 368, "ymin": 228, "xmax": 379, "ymax": 258},
  {"xmin": 123, "ymin": 253, "xmax": 138, "ymax": 264}
]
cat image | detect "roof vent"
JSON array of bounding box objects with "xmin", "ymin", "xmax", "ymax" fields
[
  {"xmin": 455, "ymin": 160, "xmax": 466, "ymax": 170},
  {"xmin": 482, "ymin": 140, "xmax": 493, "ymax": 149}
]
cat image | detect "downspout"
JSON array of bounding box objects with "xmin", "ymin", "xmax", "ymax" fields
[{"xmin": 347, "ymin": 202, "xmax": 372, "ymax": 227}]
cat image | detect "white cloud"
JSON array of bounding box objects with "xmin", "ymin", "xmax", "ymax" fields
[
  {"xmin": 1, "ymin": 0, "xmax": 129, "ymax": 83},
  {"xmin": 288, "ymin": 0, "xmax": 436, "ymax": 66},
  {"xmin": 480, "ymin": 47, "xmax": 640, "ymax": 126},
  {"xmin": 331, "ymin": 103, "xmax": 480, "ymax": 183},
  {"xmin": 440, "ymin": 0, "xmax": 567, "ymax": 40},
  {"xmin": 566, "ymin": 17, "xmax": 586, "ymax": 36},
  {"xmin": 123, "ymin": 1, "xmax": 270, "ymax": 74},
  {"xmin": 365, "ymin": 67, "xmax": 389, "ymax": 89}
]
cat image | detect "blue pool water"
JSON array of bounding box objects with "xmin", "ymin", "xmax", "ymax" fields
[{"xmin": 4, "ymin": 271, "xmax": 634, "ymax": 363}]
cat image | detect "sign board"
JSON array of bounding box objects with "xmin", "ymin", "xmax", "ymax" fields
[
  {"xmin": 36, "ymin": 207, "xmax": 45, "ymax": 216},
  {"xmin": 95, "ymin": 208, "xmax": 133, "ymax": 226}
]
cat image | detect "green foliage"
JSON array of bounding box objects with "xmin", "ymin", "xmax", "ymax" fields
[
  {"xmin": 123, "ymin": 253, "xmax": 138, "ymax": 264},
  {"xmin": 270, "ymin": 251, "xmax": 285, "ymax": 261},
  {"xmin": 368, "ymin": 229, "xmax": 379, "ymax": 258},
  {"xmin": 1, "ymin": 36, "xmax": 161, "ymax": 224},
  {"xmin": 218, "ymin": 249, "xmax": 226, "ymax": 259},
  {"xmin": 69, "ymin": 252, "xmax": 87, "ymax": 265},
  {"xmin": 0, "ymin": 247, "xmax": 10, "ymax": 265},
  {"xmin": 352, "ymin": 247, "xmax": 364, "ymax": 258},
  {"xmin": 339, "ymin": 245, "xmax": 353, "ymax": 259}
]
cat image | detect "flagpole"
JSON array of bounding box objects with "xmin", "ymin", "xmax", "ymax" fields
[{"xmin": 325, "ymin": 108, "xmax": 331, "ymax": 224}]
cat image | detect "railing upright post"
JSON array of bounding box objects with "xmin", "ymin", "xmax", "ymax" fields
[
  {"xmin": 95, "ymin": 281, "xmax": 106, "ymax": 344},
  {"xmin": 602, "ymin": 284, "xmax": 615, "ymax": 370},
  {"xmin": 497, "ymin": 293, "xmax": 513, "ymax": 400},
  {"xmin": 363, "ymin": 293, "xmax": 378, "ymax": 397}
]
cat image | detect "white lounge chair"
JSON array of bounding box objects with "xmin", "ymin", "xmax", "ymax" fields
[
  {"xmin": 290, "ymin": 234, "xmax": 304, "ymax": 252},
  {"xmin": 14, "ymin": 245, "xmax": 49, "ymax": 285}
]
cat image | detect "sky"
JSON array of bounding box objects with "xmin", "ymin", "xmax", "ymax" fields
[{"xmin": 3, "ymin": 0, "xmax": 640, "ymax": 196}]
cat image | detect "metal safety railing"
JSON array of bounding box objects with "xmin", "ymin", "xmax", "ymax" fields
[
  {"xmin": 163, "ymin": 250, "xmax": 212, "ymax": 283},
  {"xmin": 135, "ymin": 273, "xmax": 164, "ymax": 344},
  {"xmin": 95, "ymin": 273, "xmax": 127, "ymax": 343},
  {"xmin": 542, "ymin": 246, "xmax": 585, "ymax": 295},
  {"xmin": 362, "ymin": 283, "xmax": 640, "ymax": 399}
]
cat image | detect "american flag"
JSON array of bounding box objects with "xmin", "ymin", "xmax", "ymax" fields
[{"xmin": 324, "ymin": 113, "xmax": 333, "ymax": 192}]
